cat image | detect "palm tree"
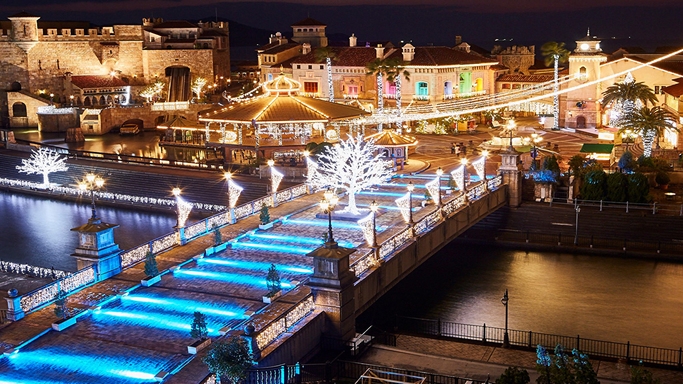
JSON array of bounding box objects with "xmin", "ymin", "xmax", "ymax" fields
[
  {"xmin": 541, "ymin": 41, "xmax": 570, "ymax": 130},
  {"xmin": 602, "ymin": 74, "xmax": 658, "ymax": 128},
  {"xmin": 366, "ymin": 57, "xmax": 391, "ymax": 132},
  {"xmin": 384, "ymin": 57, "xmax": 411, "ymax": 128},
  {"xmin": 620, "ymin": 106, "xmax": 677, "ymax": 157},
  {"xmin": 314, "ymin": 47, "xmax": 336, "ymax": 102}
]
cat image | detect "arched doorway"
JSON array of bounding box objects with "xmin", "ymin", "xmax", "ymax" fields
[
  {"xmin": 444, "ymin": 81, "xmax": 453, "ymax": 97},
  {"xmin": 165, "ymin": 65, "xmax": 191, "ymax": 102},
  {"xmin": 12, "ymin": 102, "xmax": 27, "ymax": 117},
  {"xmin": 10, "ymin": 82, "xmax": 21, "ymax": 91},
  {"xmin": 576, "ymin": 116, "xmax": 586, "ymax": 128}
]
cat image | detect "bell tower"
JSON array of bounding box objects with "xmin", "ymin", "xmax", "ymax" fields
[{"xmin": 564, "ymin": 29, "xmax": 607, "ymax": 129}]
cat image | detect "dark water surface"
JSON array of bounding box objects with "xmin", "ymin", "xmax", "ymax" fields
[
  {"xmin": 361, "ymin": 243, "xmax": 683, "ymax": 350},
  {"xmin": 0, "ymin": 191, "xmax": 177, "ymax": 271}
]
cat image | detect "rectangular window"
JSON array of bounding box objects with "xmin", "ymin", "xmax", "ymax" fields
[
  {"xmin": 296, "ymin": 65, "xmax": 300, "ymax": 69},
  {"xmin": 320, "ymin": 65, "xmax": 324, "ymax": 70},
  {"xmin": 304, "ymin": 82, "xmax": 319, "ymax": 93},
  {"xmin": 308, "ymin": 65, "xmax": 312, "ymax": 70},
  {"xmin": 654, "ymin": 86, "xmax": 664, "ymax": 95},
  {"xmin": 348, "ymin": 85, "xmax": 358, "ymax": 95}
]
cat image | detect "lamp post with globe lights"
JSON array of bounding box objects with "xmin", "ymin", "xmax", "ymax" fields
[
  {"xmin": 501, "ymin": 289, "xmax": 510, "ymax": 348},
  {"xmin": 320, "ymin": 188, "xmax": 339, "ymax": 248},
  {"xmin": 79, "ymin": 173, "xmax": 105, "ymax": 221}
]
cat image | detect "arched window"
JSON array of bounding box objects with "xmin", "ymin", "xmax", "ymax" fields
[
  {"xmin": 12, "ymin": 102, "xmax": 27, "ymax": 117},
  {"xmin": 416, "ymin": 82, "xmax": 428, "ymax": 96},
  {"xmin": 578, "ymin": 66, "xmax": 587, "ymax": 81},
  {"xmin": 444, "ymin": 81, "xmax": 453, "ymax": 96}
]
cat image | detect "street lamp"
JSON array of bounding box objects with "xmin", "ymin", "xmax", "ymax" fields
[
  {"xmin": 69, "ymin": 95, "xmax": 74, "ymax": 106},
  {"xmin": 524, "ymin": 133, "xmax": 542, "ymax": 170},
  {"xmin": 224, "ymin": 172, "xmax": 236, "ymax": 224},
  {"xmin": 406, "ymin": 181, "xmax": 414, "ymax": 225},
  {"xmin": 435, "ymin": 167, "xmax": 443, "ymax": 207},
  {"xmin": 461, "ymin": 158, "xmax": 468, "ymax": 197},
  {"xmin": 501, "ymin": 289, "xmax": 510, "ymax": 348},
  {"xmin": 506, "ymin": 119, "xmax": 516, "ymax": 151},
  {"xmin": 574, "ymin": 205, "xmax": 581, "ymax": 245},
  {"xmin": 50, "ymin": 93, "xmax": 54, "ymax": 105},
  {"xmin": 369, "ymin": 200, "xmax": 379, "ymax": 249},
  {"xmin": 78, "ymin": 173, "xmax": 105, "ymax": 221},
  {"xmin": 481, "ymin": 150, "xmax": 489, "ymax": 190},
  {"xmin": 320, "ymin": 188, "xmax": 339, "ymax": 248}
]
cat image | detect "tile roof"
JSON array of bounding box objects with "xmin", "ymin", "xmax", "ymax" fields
[
  {"xmin": 365, "ymin": 130, "xmax": 417, "ymax": 147},
  {"xmin": 390, "ymin": 46, "xmax": 497, "ymax": 66},
  {"xmin": 291, "ymin": 18, "xmax": 326, "ymax": 26},
  {"xmin": 71, "ymin": 76, "xmax": 128, "ymax": 89},
  {"xmin": 144, "ymin": 29, "xmax": 170, "ymax": 37},
  {"xmin": 199, "ymin": 94, "xmax": 368, "ymax": 123},
  {"xmin": 262, "ymin": 42, "xmax": 300, "ymax": 55},
  {"xmin": 626, "ymin": 56, "xmax": 683, "ymax": 76},
  {"xmin": 663, "ymin": 81, "xmax": 683, "ymax": 97},
  {"xmin": 496, "ymin": 73, "xmax": 555, "ymax": 83},
  {"xmin": 291, "ymin": 47, "xmax": 378, "ymax": 67}
]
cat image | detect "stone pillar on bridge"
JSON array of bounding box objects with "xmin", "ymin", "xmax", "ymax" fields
[
  {"xmin": 306, "ymin": 244, "xmax": 358, "ymax": 342},
  {"xmin": 499, "ymin": 149, "xmax": 522, "ymax": 207},
  {"xmin": 70, "ymin": 216, "xmax": 121, "ymax": 280}
]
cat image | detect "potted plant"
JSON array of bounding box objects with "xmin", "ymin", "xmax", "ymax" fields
[
  {"xmin": 51, "ymin": 291, "xmax": 77, "ymax": 331},
  {"xmin": 655, "ymin": 171, "xmax": 670, "ymax": 190},
  {"xmin": 188, "ymin": 311, "xmax": 211, "ymax": 354},
  {"xmin": 141, "ymin": 251, "xmax": 161, "ymax": 286},
  {"xmin": 262, "ymin": 264, "xmax": 282, "ymax": 303},
  {"xmin": 258, "ymin": 205, "xmax": 273, "ymax": 230},
  {"xmin": 421, "ymin": 190, "xmax": 433, "ymax": 207},
  {"xmin": 213, "ymin": 227, "xmax": 222, "ymax": 245}
]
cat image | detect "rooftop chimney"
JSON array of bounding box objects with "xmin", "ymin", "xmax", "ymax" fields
[
  {"xmin": 402, "ymin": 43, "xmax": 415, "ymax": 62},
  {"xmin": 302, "ymin": 42, "xmax": 311, "ymax": 55},
  {"xmin": 349, "ymin": 33, "xmax": 357, "ymax": 47},
  {"xmin": 455, "ymin": 35, "xmax": 462, "ymax": 46},
  {"xmin": 375, "ymin": 44, "xmax": 384, "ymax": 59}
]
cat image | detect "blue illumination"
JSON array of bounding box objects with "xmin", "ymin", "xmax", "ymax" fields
[
  {"xmin": 284, "ymin": 219, "xmax": 366, "ymax": 230},
  {"xmin": 358, "ymin": 191, "xmax": 408, "ymax": 197},
  {"xmin": 246, "ymin": 233, "xmax": 355, "ymax": 249},
  {"xmin": 174, "ymin": 269, "xmax": 293, "ymax": 288},
  {"xmin": 231, "ymin": 242, "xmax": 312, "ymax": 254},
  {"xmin": 120, "ymin": 295, "xmax": 244, "ymax": 317},
  {"xmin": 199, "ymin": 258, "xmax": 313, "ymax": 274},
  {"xmin": 94, "ymin": 310, "xmax": 219, "ymax": 336},
  {"xmin": 0, "ymin": 347, "xmax": 162, "ymax": 383}
]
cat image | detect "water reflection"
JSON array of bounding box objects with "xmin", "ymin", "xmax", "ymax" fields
[
  {"xmin": 0, "ymin": 191, "xmax": 177, "ymax": 271},
  {"xmin": 362, "ymin": 243, "xmax": 683, "ymax": 349}
]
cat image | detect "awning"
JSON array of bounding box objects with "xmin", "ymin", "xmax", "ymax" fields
[{"xmin": 580, "ymin": 144, "xmax": 614, "ymax": 154}]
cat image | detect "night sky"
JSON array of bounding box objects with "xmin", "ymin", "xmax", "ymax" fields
[{"xmin": 1, "ymin": 1, "xmax": 681, "ymax": 53}]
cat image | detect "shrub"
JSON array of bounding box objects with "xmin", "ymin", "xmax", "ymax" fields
[
  {"xmin": 606, "ymin": 172, "xmax": 628, "ymax": 202},
  {"xmin": 628, "ymin": 173, "xmax": 650, "ymax": 203},
  {"xmin": 203, "ymin": 337, "xmax": 253, "ymax": 384},
  {"xmin": 495, "ymin": 366, "xmax": 530, "ymax": 384},
  {"xmin": 630, "ymin": 363, "xmax": 661, "ymax": 384},
  {"xmin": 266, "ymin": 264, "xmax": 281, "ymax": 295},
  {"xmin": 618, "ymin": 151, "xmax": 636, "ymax": 173},
  {"xmin": 190, "ymin": 311, "xmax": 208, "ymax": 340},
  {"xmin": 213, "ymin": 228, "xmax": 222, "ymax": 245},
  {"xmin": 259, "ymin": 205, "xmax": 270, "ymax": 225},
  {"xmin": 144, "ymin": 251, "xmax": 158, "ymax": 278},
  {"xmin": 655, "ymin": 171, "xmax": 670, "ymax": 186},
  {"xmin": 568, "ymin": 154, "xmax": 586, "ymax": 178},
  {"xmin": 580, "ymin": 169, "xmax": 607, "ymax": 201}
]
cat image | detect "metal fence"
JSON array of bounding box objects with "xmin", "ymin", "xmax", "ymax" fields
[{"xmin": 396, "ymin": 315, "xmax": 683, "ymax": 367}]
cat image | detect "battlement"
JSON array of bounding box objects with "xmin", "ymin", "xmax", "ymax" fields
[{"xmin": 36, "ymin": 25, "xmax": 143, "ymax": 41}]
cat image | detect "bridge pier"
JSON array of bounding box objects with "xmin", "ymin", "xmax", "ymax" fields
[{"xmin": 499, "ymin": 150, "xmax": 522, "ymax": 208}]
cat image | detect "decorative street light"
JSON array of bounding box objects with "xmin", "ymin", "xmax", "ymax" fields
[
  {"xmin": 523, "ymin": 133, "xmax": 543, "ymax": 170},
  {"xmin": 407, "ymin": 181, "xmax": 414, "ymax": 225},
  {"xmin": 69, "ymin": 95, "xmax": 74, "ymax": 106},
  {"xmin": 172, "ymin": 188, "xmax": 193, "ymax": 228},
  {"xmin": 320, "ymin": 188, "xmax": 339, "ymax": 248},
  {"xmin": 435, "ymin": 167, "xmax": 443, "ymax": 207},
  {"xmin": 574, "ymin": 205, "xmax": 581, "ymax": 245},
  {"xmin": 481, "ymin": 150, "xmax": 489, "ymax": 190},
  {"xmin": 224, "ymin": 172, "xmax": 242, "ymax": 224},
  {"xmin": 79, "ymin": 173, "xmax": 105, "ymax": 221},
  {"xmin": 369, "ymin": 200, "xmax": 379, "ymax": 249},
  {"xmin": 50, "ymin": 93, "xmax": 54, "ymax": 105},
  {"xmin": 505, "ymin": 119, "xmax": 516, "ymax": 151},
  {"xmin": 460, "ymin": 158, "xmax": 468, "ymax": 198},
  {"xmin": 501, "ymin": 289, "xmax": 510, "ymax": 348}
]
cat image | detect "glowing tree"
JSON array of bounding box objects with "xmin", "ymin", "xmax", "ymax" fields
[
  {"xmin": 620, "ymin": 106, "xmax": 677, "ymax": 157},
  {"xmin": 602, "ymin": 73, "xmax": 658, "ymax": 129},
  {"xmin": 384, "ymin": 57, "xmax": 411, "ymax": 127},
  {"xmin": 541, "ymin": 41, "xmax": 569, "ymax": 130},
  {"xmin": 311, "ymin": 134, "xmax": 393, "ymax": 215},
  {"xmin": 191, "ymin": 77, "xmax": 208, "ymax": 100},
  {"xmin": 16, "ymin": 147, "xmax": 69, "ymax": 188},
  {"xmin": 140, "ymin": 80, "xmax": 165, "ymax": 102},
  {"xmin": 315, "ymin": 47, "xmax": 336, "ymax": 102}
]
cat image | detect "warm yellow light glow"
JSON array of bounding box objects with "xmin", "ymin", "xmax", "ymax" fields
[
  {"xmin": 224, "ymin": 172, "xmax": 232, "ymax": 180},
  {"xmin": 407, "ymin": 181, "xmax": 414, "ymax": 192},
  {"xmin": 482, "ymin": 150, "xmax": 489, "ymax": 157},
  {"xmin": 267, "ymin": 159, "xmax": 274, "ymax": 167},
  {"xmin": 95, "ymin": 178, "xmax": 104, "ymax": 188},
  {"xmin": 319, "ymin": 199, "xmax": 329, "ymax": 211},
  {"xmin": 172, "ymin": 188, "xmax": 181, "ymax": 196},
  {"xmin": 303, "ymin": 150, "xmax": 310, "ymax": 157},
  {"xmin": 461, "ymin": 158, "xmax": 468, "ymax": 165},
  {"xmin": 436, "ymin": 167, "xmax": 443, "ymax": 176},
  {"xmin": 86, "ymin": 173, "xmax": 96, "ymax": 183},
  {"xmin": 78, "ymin": 182, "xmax": 87, "ymax": 191},
  {"xmin": 370, "ymin": 200, "xmax": 379, "ymax": 212}
]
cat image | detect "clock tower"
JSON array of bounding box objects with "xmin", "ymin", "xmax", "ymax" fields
[{"xmin": 564, "ymin": 29, "xmax": 607, "ymax": 129}]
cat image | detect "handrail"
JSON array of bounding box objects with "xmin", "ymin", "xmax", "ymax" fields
[
  {"xmin": 17, "ymin": 265, "xmax": 97, "ymax": 314},
  {"xmin": 397, "ymin": 315, "xmax": 683, "ymax": 367}
]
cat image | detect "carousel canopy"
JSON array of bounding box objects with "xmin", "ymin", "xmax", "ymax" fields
[
  {"xmin": 156, "ymin": 115, "xmax": 205, "ymax": 130},
  {"xmin": 199, "ymin": 74, "xmax": 369, "ymax": 124},
  {"xmin": 365, "ymin": 130, "xmax": 418, "ymax": 147}
]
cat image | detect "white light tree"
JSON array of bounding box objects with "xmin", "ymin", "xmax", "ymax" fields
[
  {"xmin": 140, "ymin": 80, "xmax": 165, "ymax": 103},
  {"xmin": 191, "ymin": 77, "xmax": 208, "ymax": 100},
  {"xmin": 16, "ymin": 147, "xmax": 69, "ymax": 188},
  {"xmin": 312, "ymin": 134, "xmax": 393, "ymax": 215}
]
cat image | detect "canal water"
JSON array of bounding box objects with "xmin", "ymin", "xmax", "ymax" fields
[
  {"xmin": 3, "ymin": 191, "xmax": 682, "ymax": 350},
  {"xmin": 359, "ymin": 243, "xmax": 683, "ymax": 350},
  {"xmin": 0, "ymin": 191, "xmax": 177, "ymax": 271}
]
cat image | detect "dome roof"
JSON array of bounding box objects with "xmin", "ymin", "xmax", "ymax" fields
[{"xmin": 263, "ymin": 73, "xmax": 301, "ymax": 95}]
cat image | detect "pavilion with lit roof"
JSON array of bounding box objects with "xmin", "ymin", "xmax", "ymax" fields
[
  {"xmin": 364, "ymin": 130, "xmax": 418, "ymax": 170},
  {"xmin": 198, "ymin": 73, "xmax": 370, "ymax": 163}
]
